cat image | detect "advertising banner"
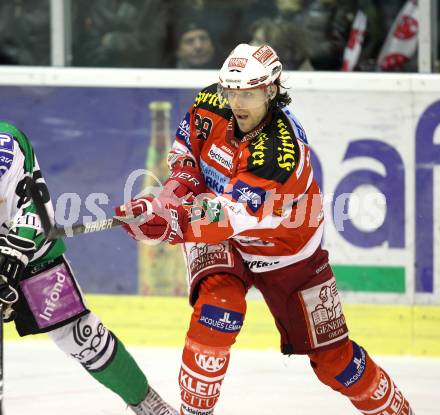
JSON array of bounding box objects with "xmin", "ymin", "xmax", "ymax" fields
[
  {"xmin": 0, "ymin": 71, "xmax": 438, "ymax": 304},
  {"xmin": 290, "ymin": 85, "xmax": 439, "ymax": 304}
]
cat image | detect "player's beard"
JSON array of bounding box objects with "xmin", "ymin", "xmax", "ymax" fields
[{"xmin": 232, "ymin": 102, "xmax": 268, "ymax": 133}]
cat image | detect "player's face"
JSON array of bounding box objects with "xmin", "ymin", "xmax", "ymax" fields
[{"xmin": 226, "ymin": 88, "xmax": 269, "ymax": 133}]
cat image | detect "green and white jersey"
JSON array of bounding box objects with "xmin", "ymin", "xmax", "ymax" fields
[{"xmin": 0, "ymin": 121, "xmax": 65, "ymax": 266}]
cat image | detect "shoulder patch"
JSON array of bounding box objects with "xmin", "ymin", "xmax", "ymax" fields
[
  {"xmin": 0, "ymin": 122, "xmax": 34, "ymax": 174},
  {"xmin": 0, "ymin": 132, "xmax": 15, "ymax": 178},
  {"xmin": 175, "ymin": 111, "xmax": 192, "ymax": 150},
  {"xmin": 193, "ymin": 83, "xmax": 232, "ymax": 120},
  {"xmin": 247, "ymin": 116, "xmax": 299, "ymax": 184},
  {"xmin": 282, "ymin": 107, "xmax": 308, "ymax": 144}
]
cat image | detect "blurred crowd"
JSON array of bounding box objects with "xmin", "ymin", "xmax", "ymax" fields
[{"xmin": 0, "ymin": 0, "xmax": 436, "ymax": 72}]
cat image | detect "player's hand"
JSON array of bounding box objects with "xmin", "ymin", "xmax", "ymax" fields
[
  {"xmin": 115, "ymin": 164, "xmax": 203, "ymax": 243},
  {"xmin": 115, "ymin": 197, "xmax": 190, "ymax": 244},
  {"xmin": 162, "ymin": 164, "xmax": 205, "ymax": 201},
  {"xmin": 0, "ymin": 234, "xmax": 35, "ymax": 320}
]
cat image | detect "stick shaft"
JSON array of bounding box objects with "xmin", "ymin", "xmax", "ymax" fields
[
  {"xmin": 27, "ymin": 178, "xmax": 203, "ymax": 240},
  {"xmin": 47, "ymin": 217, "xmax": 127, "ymax": 239},
  {"xmin": 27, "ymin": 178, "xmax": 156, "ymax": 240},
  {"xmin": 26, "ymin": 178, "xmax": 129, "ymax": 240}
]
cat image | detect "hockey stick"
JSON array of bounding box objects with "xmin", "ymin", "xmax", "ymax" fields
[{"xmin": 26, "ymin": 178, "xmax": 151, "ymax": 240}]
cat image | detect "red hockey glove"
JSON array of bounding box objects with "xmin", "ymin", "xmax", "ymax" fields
[
  {"xmin": 115, "ymin": 163, "xmax": 203, "ymax": 244},
  {"xmin": 162, "ymin": 164, "xmax": 205, "ymax": 201},
  {"xmin": 115, "ymin": 197, "xmax": 190, "ymax": 244}
]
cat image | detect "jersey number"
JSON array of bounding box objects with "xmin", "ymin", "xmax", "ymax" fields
[{"xmin": 16, "ymin": 170, "xmax": 50, "ymax": 209}]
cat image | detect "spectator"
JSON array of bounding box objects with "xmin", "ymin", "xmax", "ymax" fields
[
  {"xmin": 172, "ymin": 0, "xmax": 276, "ymax": 64},
  {"xmin": 268, "ymin": 0, "xmax": 313, "ymax": 70},
  {"xmin": 276, "ymin": 0, "xmax": 303, "ymax": 16},
  {"xmin": 72, "ymin": 0, "xmax": 167, "ymax": 68},
  {"xmin": 300, "ymin": 0, "xmax": 357, "ymax": 70},
  {"xmin": 0, "ymin": 0, "xmax": 50, "ymax": 66},
  {"xmin": 249, "ymin": 17, "xmax": 312, "ymax": 70},
  {"xmin": 174, "ymin": 20, "xmax": 218, "ymax": 69},
  {"xmin": 249, "ymin": 18, "xmax": 280, "ymax": 47},
  {"xmin": 342, "ymin": 0, "xmax": 387, "ymax": 71},
  {"xmin": 235, "ymin": 0, "xmax": 278, "ymax": 45}
]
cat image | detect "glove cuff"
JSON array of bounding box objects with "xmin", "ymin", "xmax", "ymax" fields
[
  {"xmin": 0, "ymin": 234, "xmax": 36, "ymax": 265},
  {"xmin": 5, "ymin": 234, "xmax": 36, "ymax": 252}
]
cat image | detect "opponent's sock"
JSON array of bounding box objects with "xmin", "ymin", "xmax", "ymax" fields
[{"xmin": 89, "ymin": 337, "xmax": 148, "ymax": 405}]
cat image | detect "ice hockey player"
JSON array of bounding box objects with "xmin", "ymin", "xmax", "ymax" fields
[
  {"xmin": 116, "ymin": 44, "xmax": 415, "ymax": 415},
  {"xmin": 0, "ymin": 121, "xmax": 178, "ymax": 415}
]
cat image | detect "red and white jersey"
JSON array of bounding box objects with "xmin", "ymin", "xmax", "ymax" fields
[{"xmin": 170, "ymin": 83, "xmax": 324, "ymax": 272}]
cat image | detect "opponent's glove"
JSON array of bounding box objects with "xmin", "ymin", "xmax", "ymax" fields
[
  {"xmin": 0, "ymin": 234, "xmax": 36, "ymax": 321},
  {"xmin": 115, "ymin": 197, "xmax": 190, "ymax": 244}
]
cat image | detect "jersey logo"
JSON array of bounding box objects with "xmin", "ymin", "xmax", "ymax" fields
[
  {"xmin": 335, "ymin": 342, "xmax": 367, "ymax": 388},
  {"xmin": 249, "ymin": 132, "xmax": 270, "ymax": 167},
  {"xmin": 194, "ymin": 90, "xmax": 228, "ymax": 110},
  {"xmin": 230, "ymin": 180, "xmax": 266, "ymax": 212},
  {"xmin": 200, "ymin": 160, "xmax": 230, "ymax": 195},
  {"xmin": 246, "ymin": 113, "xmax": 301, "ymax": 184},
  {"xmin": 199, "ymin": 304, "xmax": 243, "ymax": 333},
  {"xmin": 195, "ymin": 353, "xmax": 227, "ymax": 373},
  {"xmin": 0, "ymin": 152, "xmax": 13, "ymax": 177},
  {"xmin": 245, "ymin": 260, "xmax": 280, "ymax": 270},
  {"xmin": 0, "ymin": 133, "xmax": 14, "ymax": 178},
  {"xmin": 276, "ymin": 118, "xmax": 297, "ymax": 172},
  {"xmin": 228, "ymin": 57, "xmax": 248, "ymax": 69},
  {"xmin": 252, "ymin": 45, "xmax": 275, "ymax": 64},
  {"xmin": 207, "ymin": 144, "xmax": 233, "ymax": 170},
  {"xmin": 0, "ymin": 133, "xmax": 13, "ymax": 150},
  {"xmin": 192, "ymin": 84, "xmax": 232, "ymax": 120}
]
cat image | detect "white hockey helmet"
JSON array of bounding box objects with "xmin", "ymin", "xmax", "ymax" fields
[{"xmin": 218, "ymin": 43, "xmax": 282, "ymax": 109}]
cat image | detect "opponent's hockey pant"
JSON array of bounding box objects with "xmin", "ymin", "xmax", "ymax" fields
[
  {"xmin": 48, "ymin": 312, "xmax": 149, "ymax": 406},
  {"xmin": 179, "ymin": 273, "xmax": 246, "ymax": 415},
  {"xmin": 309, "ymin": 339, "xmax": 414, "ymax": 415}
]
